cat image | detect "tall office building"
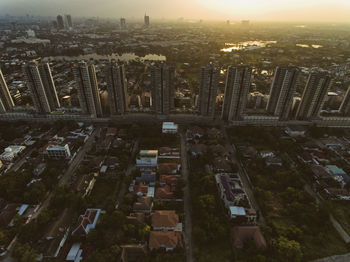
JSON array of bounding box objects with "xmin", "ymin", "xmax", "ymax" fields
[
  {"xmin": 151, "ymin": 64, "xmax": 175, "ymax": 115},
  {"xmin": 222, "ymin": 66, "xmax": 252, "ymax": 121},
  {"xmin": 339, "ymin": 87, "xmax": 350, "ymax": 116},
  {"xmin": 38, "ymin": 63, "xmax": 60, "ymax": 110},
  {"xmin": 144, "ymin": 14, "xmax": 150, "ymax": 27},
  {"xmin": 57, "ymin": 15, "xmax": 64, "ymax": 30},
  {"xmin": 73, "ymin": 61, "xmax": 102, "ymax": 117},
  {"xmin": 0, "ymin": 68, "xmax": 14, "ymax": 113},
  {"xmin": 199, "ymin": 64, "xmax": 219, "ymax": 117},
  {"xmin": 105, "ymin": 62, "xmax": 128, "ymax": 115},
  {"xmin": 120, "ymin": 18, "xmax": 126, "ymax": 30},
  {"xmin": 65, "ymin": 14, "xmax": 73, "ymax": 28},
  {"xmin": 266, "ymin": 67, "xmax": 300, "ymax": 120},
  {"xmin": 23, "ymin": 61, "xmax": 51, "ymax": 113},
  {"xmin": 296, "ymin": 72, "xmax": 333, "ymax": 120}
]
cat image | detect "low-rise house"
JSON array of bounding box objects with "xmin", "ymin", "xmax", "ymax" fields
[
  {"xmin": 155, "ymin": 185, "xmax": 175, "ymax": 199},
  {"xmin": 326, "ymin": 165, "xmax": 350, "ymax": 184},
  {"xmin": 33, "ymin": 162, "xmax": 47, "ymax": 176},
  {"xmin": 215, "ymin": 174, "xmax": 245, "ymax": 207},
  {"xmin": 232, "ymin": 226, "xmax": 267, "ymax": 249},
  {"xmin": 134, "ymin": 183, "xmax": 149, "ymax": 196},
  {"xmin": 162, "ymin": 122, "xmax": 178, "ymax": 134},
  {"xmin": 158, "ymin": 147, "xmax": 180, "ymax": 159},
  {"xmin": 0, "ymin": 203, "xmax": 22, "ymax": 227},
  {"xmin": 106, "ymin": 127, "xmax": 118, "ymax": 137},
  {"xmin": 302, "ymin": 141, "xmax": 321, "ymax": 151},
  {"xmin": 311, "ymin": 165, "xmax": 331, "ymax": 180},
  {"xmin": 72, "ymin": 208, "xmax": 101, "ymax": 235},
  {"xmin": 158, "ymin": 163, "xmax": 180, "ymax": 175},
  {"xmin": 209, "ymin": 144, "xmax": 230, "ymax": 158},
  {"xmin": 151, "ymin": 210, "xmax": 180, "ymax": 231},
  {"xmin": 239, "ymin": 146, "xmax": 258, "ymax": 159},
  {"xmin": 46, "ymin": 144, "xmax": 71, "ymax": 160},
  {"xmin": 312, "ymin": 151, "xmax": 329, "ymax": 164},
  {"xmin": 213, "ymin": 157, "xmax": 232, "ymax": 172},
  {"xmin": 285, "ymin": 126, "xmax": 306, "ymax": 137},
  {"xmin": 136, "ymin": 150, "xmax": 158, "ymax": 170},
  {"xmin": 159, "ymin": 175, "xmax": 177, "ymax": 186},
  {"xmin": 298, "ymin": 152, "xmax": 313, "ymax": 164},
  {"xmin": 66, "ymin": 243, "xmax": 83, "ymax": 262},
  {"xmin": 135, "ymin": 171, "xmax": 156, "ymax": 185},
  {"xmin": 126, "ymin": 213, "xmax": 145, "ymax": 225},
  {"xmin": 259, "ymin": 150, "xmax": 274, "ymax": 159},
  {"xmin": 96, "ymin": 136, "xmax": 113, "ymax": 151},
  {"xmin": 104, "ymin": 156, "xmax": 120, "ymax": 170},
  {"xmin": 229, "ymin": 206, "xmax": 246, "ymax": 219},
  {"xmin": 207, "ymin": 128, "xmax": 223, "ymax": 140},
  {"xmin": 121, "ymin": 244, "xmax": 147, "ymax": 262},
  {"xmin": 148, "ymin": 231, "xmax": 182, "ymax": 251},
  {"xmin": 186, "ymin": 126, "xmax": 205, "ymax": 141},
  {"xmin": 0, "ymin": 145, "xmax": 26, "ymax": 163},
  {"xmin": 133, "ymin": 197, "xmax": 153, "ymax": 214},
  {"xmin": 189, "ymin": 144, "xmax": 207, "ymax": 157},
  {"xmin": 265, "ymin": 156, "xmax": 283, "ymax": 167}
]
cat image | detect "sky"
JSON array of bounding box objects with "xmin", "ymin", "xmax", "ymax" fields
[{"xmin": 1, "ymin": 0, "xmax": 350, "ymax": 22}]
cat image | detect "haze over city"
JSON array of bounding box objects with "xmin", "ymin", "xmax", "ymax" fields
[{"xmin": 1, "ymin": 0, "xmax": 350, "ymax": 22}]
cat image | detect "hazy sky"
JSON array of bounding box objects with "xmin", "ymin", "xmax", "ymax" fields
[{"xmin": 1, "ymin": 0, "xmax": 350, "ymax": 22}]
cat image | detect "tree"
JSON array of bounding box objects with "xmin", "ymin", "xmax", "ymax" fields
[
  {"xmin": 272, "ymin": 236, "xmax": 302, "ymax": 262},
  {"xmin": 13, "ymin": 243, "xmax": 38, "ymax": 262}
]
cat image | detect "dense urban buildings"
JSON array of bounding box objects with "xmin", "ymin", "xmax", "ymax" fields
[
  {"xmin": 73, "ymin": 61, "xmax": 102, "ymax": 117},
  {"xmin": 199, "ymin": 64, "xmax": 219, "ymax": 117},
  {"xmin": 266, "ymin": 67, "xmax": 300, "ymax": 120},
  {"xmin": 151, "ymin": 63, "xmax": 175, "ymax": 115},
  {"xmin": 296, "ymin": 72, "xmax": 333, "ymax": 120},
  {"xmin": 221, "ymin": 66, "xmax": 252, "ymax": 121},
  {"xmin": 0, "ymin": 68, "xmax": 14, "ymax": 113},
  {"xmin": 23, "ymin": 61, "xmax": 52, "ymax": 113},
  {"xmin": 105, "ymin": 62, "xmax": 128, "ymax": 115}
]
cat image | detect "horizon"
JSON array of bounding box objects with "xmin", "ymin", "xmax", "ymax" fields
[{"xmin": 1, "ymin": 0, "xmax": 350, "ymax": 23}]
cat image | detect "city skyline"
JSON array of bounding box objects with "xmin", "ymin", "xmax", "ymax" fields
[{"xmin": 0, "ymin": 0, "xmax": 350, "ymax": 22}]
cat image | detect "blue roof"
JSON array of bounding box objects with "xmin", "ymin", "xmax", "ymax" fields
[
  {"xmin": 326, "ymin": 165, "xmax": 347, "ymax": 176},
  {"xmin": 229, "ymin": 206, "xmax": 246, "ymax": 216}
]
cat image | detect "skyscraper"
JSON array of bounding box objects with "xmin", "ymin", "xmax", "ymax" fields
[
  {"xmin": 296, "ymin": 72, "xmax": 333, "ymax": 120},
  {"xmin": 222, "ymin": 66, "xmax": 252, "ymax": 121},
  {"xmin": 38, "ymin": 63, "xmax": 60, "ymax": 110},
  {"xmin": 199, "ymin": 64, "xmax": 219, "ymax": 117},
  {"xmin": 73, "ymin": 61, "xmax": 102, "ymax": 117},
  {"xmin": 65, "ymin": 14, "xmax": 73, "ymax": 28},
  {"xmin": 105, "ymin": 62, "xmax": 128, "ymax": 115},
  {"xmin": 0, "ymin": 68, "xmax": 14, "ymax": 113},
  {"xmin": 151, "ymin": 63, "xmax": 175, "ymax": 115},
  {"xmin": 266, "ymin": 67, "xmax": 300, "ymax": 120},
  {"xmin": 23, "ymin": 61, "xmax": 51, "ymax": 114},
  {"xmin": 339, "ymin": 87, "xmax": 350, "ymax": 116},
  {"xmin": 120, "ymin": 18, "xmax": 126, "ymax": 30},
  {"xmin": 144, "ymin": 14, "xmax": 150, "ymax": 27},
  {"xmin": 57, "ymin": 15, "xmax": 64, "ymax": 30}
]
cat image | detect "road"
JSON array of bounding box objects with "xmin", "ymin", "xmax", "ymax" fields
[
  {"xmin": 220, "ymin": 123, "xmax": 266, "ymax": 225},
  {"xmin": 31, "ymin": 128, "xmax": 98, "ymax": 220},
  {"xmin": 304, "ymin": 185, "xmax": 350, "ymax": 244},
  {"xmin": 180, "ymin": 132, "xmax": 194, "ymax": 262},
  {"xmin": 2, "ymin": 128, "xmax": 99, "ymax": 261},
  {"xmin": 116, "ymin": 139, "xmax": 139, "ymax": 206}
]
